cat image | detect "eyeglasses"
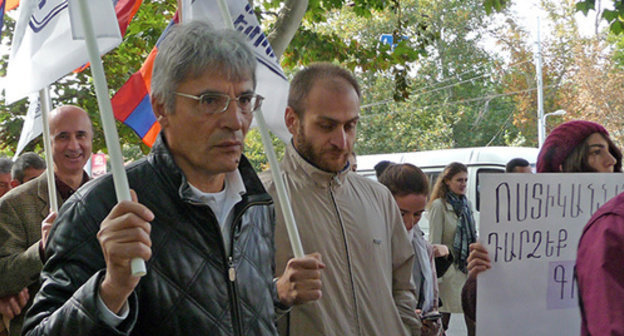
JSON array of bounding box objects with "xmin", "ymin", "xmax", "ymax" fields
[{"xmin": 175, "ymin": 92, "xmax": 264, "ymax": 115}]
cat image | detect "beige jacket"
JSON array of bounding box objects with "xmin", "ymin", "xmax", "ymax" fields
[
  {"xmin": 427, "ymin": 198, "xmax": 470, "ymax": 313},
  {"xmin": 269, "ymin": 143, "xmax": 421, "ymax": 336}
]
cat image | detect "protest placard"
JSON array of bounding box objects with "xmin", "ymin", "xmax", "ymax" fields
[{"xmin": 477, "ymin": 173, "xmax": 624, "ymax": 335}]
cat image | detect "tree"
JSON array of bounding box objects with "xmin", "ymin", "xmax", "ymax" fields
[
  {"xmin": 493, "ymin": 0, "xmax": 624, "ymax": 148},
  {"xmin": 351, "ymin": 0, "xmax": 522, "ymax": 154}
]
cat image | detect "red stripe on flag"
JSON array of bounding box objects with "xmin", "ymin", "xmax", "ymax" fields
[
  {"xmin": 112, "ymin": 72, "xmax": 148, "ymax": 122},
  {"xmin": 115, "ymin": 0, "xmax": 143, "ymax": 36},
  {"xmin": 113, "ymin": 15, "xmax": 177, "ymax": 147},
  {"xmin": 73, "ymin": 0, "xmax": 143, "ymax": 73}
]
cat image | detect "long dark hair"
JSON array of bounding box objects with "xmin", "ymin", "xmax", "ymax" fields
[{"xmin": 562, "ymin": 133, "xmax": 623, "ymax": 172}]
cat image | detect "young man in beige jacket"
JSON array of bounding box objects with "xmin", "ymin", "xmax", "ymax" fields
[{"xmin": 270, "ymin": 63, "xmax": 422, "ymax": 336}]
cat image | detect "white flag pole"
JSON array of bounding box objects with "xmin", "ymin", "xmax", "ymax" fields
[
  {"xmin": 215, "ymin": 0, "xmax": 304, "ymax": 258},
  {"xmin": 74, "ymin": 0, "xmax": 146, "ymax": 276},
  {"xmin": 254, "ymin": 109, "xmax": 304, "ymax": 258},
  {"xmin": 39, "ymin": 87, "xmax": 59, "ymax": 213},
  {"xmin": 179, "ymin": 0, "xmax": 192, "ymax": 24}
]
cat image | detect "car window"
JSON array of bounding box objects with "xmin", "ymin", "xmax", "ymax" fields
[{"xmin": 476, "ymin": 168, "xmax": 504, "ymax": 211}]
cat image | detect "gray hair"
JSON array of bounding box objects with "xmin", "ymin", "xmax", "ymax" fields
[
  {"xmin": 151, "ymin": 21, "xmax": 257, "ymax": 113},
  {"xmin": 0, "ymin": 157, "xmax": 12, "ymax": 175},
  {"xmin": 12, "ymin": 152, "xmax": 45, "ymax": 183}
]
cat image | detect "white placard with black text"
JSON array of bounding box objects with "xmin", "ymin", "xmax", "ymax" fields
[{"xmin": 477, "ymin": 173, "xmax": 624, "ymax": 336}]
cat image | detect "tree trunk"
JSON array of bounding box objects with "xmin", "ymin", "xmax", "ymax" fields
[{"xmin": 267, "ymin": 0, "xmax": 308, "ymax": 59}]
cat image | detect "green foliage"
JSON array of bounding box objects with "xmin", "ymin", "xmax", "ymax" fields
[
  {"xmin": 483, "ymin": 0, "xmax": 510, "ymax": 14},
  {"xmin": 577, "ymin": 0, "xmax": 624, "ymax": 34},
  {"xmin": 575, "ymin": 0, "xmax": 595, "ymax": 15},
  {"xmin": 351, "ymin": 0, "xmax": 521, "ymax": 154},
  {"xmin": 273, "ymin": 0, "xmax": 436, "ymax": 101},
  {"xmin": 243, "ymin": 129, "xmax": 285, "ymax": 171}
]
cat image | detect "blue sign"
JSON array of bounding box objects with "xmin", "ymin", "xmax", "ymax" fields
[{"xmin": 379, "ymin": 34, "xmax": 409, "ymax": 50}]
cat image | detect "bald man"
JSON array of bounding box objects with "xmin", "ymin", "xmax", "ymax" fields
[{"xmin": 0, "ymin": 105, "xmax": 93, "ymax": 336}]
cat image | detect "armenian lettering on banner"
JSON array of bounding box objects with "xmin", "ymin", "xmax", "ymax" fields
[{"xmin": 477, "ymin": 173, "xmax": 624, "ymax": 336}]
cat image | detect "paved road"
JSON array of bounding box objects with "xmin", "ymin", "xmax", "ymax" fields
[{"xmin": 445, "ymin": 313, "xmax": 468, "ymax": 336}]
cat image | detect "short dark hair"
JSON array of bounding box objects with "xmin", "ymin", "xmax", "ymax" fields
[
  {"xmin": 288, "ymin": 63, "xmax": 361, "ymax": 119},
  {"xmin": 506, "ymin": 158, "xmax": 530, "ymax": 173},
  {"xmin": 374, "ymin": 160, "xmax": 394, "ymax": 179},
  {"xmin": 12, "ymin": 152, "xmax": 46, "ymax": 183},
  {"xmin": 378, "ymin": 163, "xmax": 429, "ymax": 197},
  {"xmin": 0, "ymin": 157, "xmax": 12, "ymax": 175}
]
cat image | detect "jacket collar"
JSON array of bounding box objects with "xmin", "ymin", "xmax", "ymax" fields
[
  {"xmin": 283, "ymin": 140, "xmax": 349, "ymax": 188},
  {"xmin": 149, "ymin": 133, "xmax": 270, "ymax": 202}
]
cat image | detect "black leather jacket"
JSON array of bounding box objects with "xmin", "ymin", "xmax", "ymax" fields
[{"xmin": 23, "ymin": 135, "xmax": 279, "ymax": 336}]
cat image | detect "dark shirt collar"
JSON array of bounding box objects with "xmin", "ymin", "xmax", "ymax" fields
[{"xmin": 55, "ymin": 171, "xmax": 90, "ymax": 201}]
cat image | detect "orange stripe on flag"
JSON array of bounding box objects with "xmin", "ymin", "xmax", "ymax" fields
[
  {"xmin": 139, "ymin": 48, "xmax": 158, "ymax": 92},
  {"xmin": 142, "ymin": 122, "xmax": 161, "ymax": 147},
  {"xmin": 5, "ymin": 0, "xmax": 18, "ymax": 12}
]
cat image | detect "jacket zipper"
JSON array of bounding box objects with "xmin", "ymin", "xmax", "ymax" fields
[
  {"xmin": 227, "ymin": 200, "xmax": 272, "ymax": 336},
  {"xmin": 186, "ymin": 199, "xmax": 269, "ymax": 336},
  {"xmin": 329, "ymin": 176, "xmax": 362, "ymax": 336},
  {"xmin": 227, "ymin": 255, "xmax": 242, "ymax": 336}
]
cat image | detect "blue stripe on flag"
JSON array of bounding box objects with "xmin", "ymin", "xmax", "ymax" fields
[
  {"xmin": 0, "ymin": 0, "xmax": 5, "ymax": 37},
  {"xmin": 124, "ymin": 95, "xmax": 156, "ymax": 137}
]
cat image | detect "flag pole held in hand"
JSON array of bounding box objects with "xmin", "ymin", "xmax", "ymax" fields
[{"xmin": 73, "ymin": 0, "xmax": 146, "ymax": 276}]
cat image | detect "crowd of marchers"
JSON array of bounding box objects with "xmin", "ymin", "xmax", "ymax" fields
[{"xmin": 0, "ymin": 21, "xmax": 622, "ymax": 336}]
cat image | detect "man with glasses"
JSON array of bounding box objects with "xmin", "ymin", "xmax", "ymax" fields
[{"xmin": 23, "ymin": 22, "xmax": 323, "ymax": 336}]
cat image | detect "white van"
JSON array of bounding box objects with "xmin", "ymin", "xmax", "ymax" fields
[{"xmin": 356, "ymin": 146, "xmax": 539, "ymax": 237}]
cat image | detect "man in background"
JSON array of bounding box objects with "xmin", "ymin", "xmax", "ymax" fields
[
  {"xmin": 0, "ymin": 158, "xmax": 13, "ymax": 198},
  {"xmin": 10, "ymin": 153, "xmax": 46, "ymax": 187},
  {"xmin": 0, "ymin": 105, "xmax": 92, "ymax": 336},
  {"xmin": 505, "ymin": 158, "xmax": 532, "ymax": 173}
]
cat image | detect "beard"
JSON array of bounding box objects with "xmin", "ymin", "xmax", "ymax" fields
[{"xmin": 295, "ymin": 124, "xmax": 349, "ymax": 173}]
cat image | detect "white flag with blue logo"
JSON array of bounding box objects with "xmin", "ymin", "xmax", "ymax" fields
[
  {"xmin": 4, "ymin": 0, "xmax": 121, "ymax": 103},
  {"xmin": 187, "ymin": 0, "xmax": 290, "ymax": 141}
]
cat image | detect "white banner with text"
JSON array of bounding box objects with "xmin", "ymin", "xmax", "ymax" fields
[{"xmin": 477, "ymin": 173, "xmax": 624, "ymax": 336}]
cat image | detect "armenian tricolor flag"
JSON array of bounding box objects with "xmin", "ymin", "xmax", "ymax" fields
[{"xmin": 112, "ymin": 14, "xmax": 178, "ymax": 147}]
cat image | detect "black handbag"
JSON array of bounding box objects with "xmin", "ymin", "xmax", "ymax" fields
[{"xmin": 435, "ymin": 253, "xmax": 454, "ymax": 278}]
